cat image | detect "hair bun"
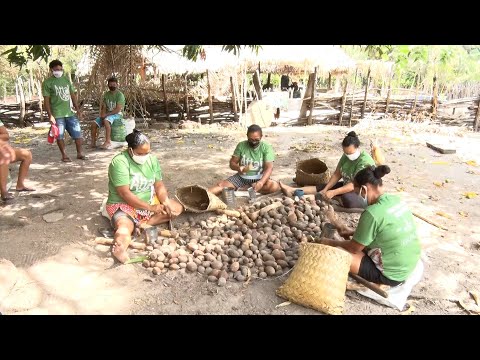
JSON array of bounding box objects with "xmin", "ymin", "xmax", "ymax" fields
[
  {"xmin": 347, "ymin": 131, "xmax": 357, "ymax": 138},
  {"xmin": 373, "ymin": 165, "xmax": 391, "ymax": 179}
]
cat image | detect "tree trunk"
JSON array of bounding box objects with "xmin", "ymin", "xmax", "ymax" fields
[
  {"xmin": 307, "ymin": 67, "xmax": 317, "ymax": 125},
  {"xmin": 412, "ymin": 74, "xmax": 419, "ymax": 113},
  {"xmin": 17, "ymin": 78, "xmax": 26, "ymax": 127},
  {"xmin": 474, "ymin": 97, "xmax": 480, "ymax": 132},
  {"xmin": 36, "ymin": 80, "xmax": 44, "ymax": 121},
  {"xmin": 3, "ymin": 83, "xmax": 6, "ymax": 103},
  {"xmin": 28, "ymin": 73, "xmax": 33, "ymax": 101},
  {"xmin": 230, "ymin": 76, "xmax": 238, "ymax": 122},
  {"xmin": 385, "ymin": 71, "xmax": 393, "ymax": 114},
  {"xmin": 338, "ymin": 77, "xmax": 348, "ymax": 126},
  {"xmin": 349, "ymin": 69, "xmax": 358, "ymax": 127},
  {"xmin": 299, "ymin": 72, "xmax": 315, "ymax": 121},
  {"xmin": 432, "ymin": 74, "xmax": 438, "ymax": 118},
  {"xmin": 162, "ymin": 74, "xmax": 169, "ymax": 121},
  {"xmin": 266, "ymin": 73, "xmax": 271, "ymax": 89},
  {"xmin": 327, "ymin": 72, "xmax": 332, "ymax": 90},
  {"xmin": 252, "ymin": 70, "xmax": 262, "ymax": 100},
  {"xmin": 184, "ymin": 76, "xmax": 191, "ymax": 121},
  {"xmin": 207, "ymin": 70, "xmax": 214, "ymax": 123},
  {"xmin": 15, "ymin": 82, "xmax": 19, "ymax": 103},
  {"xmin": 361, "ymin": 68, "xmax": 371, "ymax": 119}
]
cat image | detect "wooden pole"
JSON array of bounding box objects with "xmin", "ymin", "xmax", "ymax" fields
[
  {"xmin": 28, "ymin": 73, "xmax": 33, "ymax": 101},
  {"xmin": 432, "ymin": 74, "xmax": 438, "ymax": 118},
  {"xmin": 230, "ymin": 76, "xmax": 238, "ymax": 122},
  {"xmin": 266, "ymin": 73, "xmax": 271, "ymax": 90},
  {"xmin": 17, "ymin": 77, "xmax": 26, "ymax": 127},
  {"xmin": 307, "ymin": 67, "xmax": 317, "ymax": 125},
  {"xmin": 252, "ymin": 70, "xmax": 262, "ymax": 100},
  {"xmin": 184, "ymin": 76, "xmax": 190, "ymax": 121},
  {"xmin": 3, "ymin": 83, "xmax": 6, "ymax": 103},
  {"xmin": 385, "ymin": 71, "xmax": 393, "ymax": 114},
  {"xmin": 162, "ymin": 74, "xmax": 169, "ymax": 121},
  {"xmin": 412, "ymin": 74, "xmax": 419, "ymax": 113},
  {"xmin": 349, "ymin": 68, "xmax": 358, "ymax": 127},
  {"xmin": 36, "ymin": 79, "xmax": 44, "ymax": 122},
  {"xmin": 327, "ymin": 72, "xmax": 332, "ymax": 90},
  {"xmin": 206, "ymin": 70, "xmax": 214, "ymax": 123},
  {"xmin": 258, "ymin": 62, "xmax": 261, "ymax": 74},
  {"xmin": 474, "ymin": 96, "xmax": 480, "ymax": 132},
  {"xmin": 15, "ymin": 82, "xmax": 19, "ymax": 103},
  {"xmin": 299, "ymin": 72, "xmax": 315, "ymax": 121},
  {"xmin": 338, "ymin": 77, "xmax": 348, "ymax": 126},
  {"xmin": 361, "ymin": 67, "xmax": 371, "ymax": 119}
]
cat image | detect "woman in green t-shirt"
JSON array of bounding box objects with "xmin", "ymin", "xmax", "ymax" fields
[
  {"xmin": 106, "ymin": 130, "xmax": 184, "ymax": 263},
  {"xmin": 320, "ymin": 165, "xmax": 422, "ymax": 286},
  {"xmin": 280, "ymin": 131, "xmax": 375, "ymax": 208}
]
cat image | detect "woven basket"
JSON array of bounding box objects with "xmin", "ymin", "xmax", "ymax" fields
[
  {"xmin": 175, "ymin": 185, "xmax": 227, "ymax": 213},
  {"xmin": 294, "ymin": 158, "xmax": 330, "ymax": 186},
  {"xmin": 276, "ymin": 243, "xmax": 352, "ymax": 315}
]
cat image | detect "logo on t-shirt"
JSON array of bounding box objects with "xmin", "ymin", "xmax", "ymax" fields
[
  {"xmin": 106, "ymin": 99, "xmax": 116, "ymax": 112},
  {"xmin": 130, "ymin": 174, "xmax": 154, "ymax": 193},
  {"xmin": 54, "ymin": 85, "xmax": 70, "ymax": 101}
]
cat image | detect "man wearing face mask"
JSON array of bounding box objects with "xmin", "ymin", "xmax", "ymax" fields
[
  {"xmin": 318, "ymin": 165, "xmax": 422, "ymax": 287},
  {"xmin": 280, "ymin": 131, "xmax": 375, "ymax": 208},
  {"xmin": 90, "ymin": 77, "xmax": 126, "ymax": 149},
  {"xmin": 208, "ymin": 124, "xmax": 280, "ymax": 195},
  {"xmin": 42, "ymin": 59, "xmax": 85, "ymax": 162}
]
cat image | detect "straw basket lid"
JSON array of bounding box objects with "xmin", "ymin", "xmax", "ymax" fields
[
  {"xmin": 175, "ymin": 185, "xmax": 227, "ymax": 213},
  {"xmin": 277, "ymin": 243, "xmax": 352, "ymax": 315}
]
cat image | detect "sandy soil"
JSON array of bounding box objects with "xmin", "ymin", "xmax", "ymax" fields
[{"xmin": 1, "ymin": 118, "xmax": 479, "ymax": 315}]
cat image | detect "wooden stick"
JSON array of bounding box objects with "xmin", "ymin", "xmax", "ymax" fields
[
  {"xmin": 17, "ymin": 77, "xmax": 25, "ymax": 128},
  {"xmin": 162, "ymin": 74, "xmax": 169, "ymax": 121},
  {"xmin": 308, "ymin": 67, "xmax": 317, "ymax": 125},
  {"xmin": 216, "ymin": 209, "xmax": 241, "ymax": 218},
  {"xmin": 252, "ymin": 70, "xmax": 262, "ymax": 101},
  {"xmin": 95, "ymin": 237, "xmax": 146, "ymax": 250},
  {"xmin": 207, "ymin": 70, "xmax": 214, "ymax": 123},
  {"xmin": 339, "ymin": 77, "xmax": 348, "ymax": 125},
  {"xmin": 349, "ymin": 273, "xmax": 389, "ymax": 298},
  {"xmin": 385, "ymin": 70, "xmax": 393, "ymax": 114},
  {"xmin": 432, "ymin": 74, "xmax": 438, "ymax": 118},
  {"xmin": 361, "ymin": 67, "xmax": 371, "ymax": 119},
  {"xmin": 230, "ymin": 76, "xmax": 238, "ymax": 122},
  {"xmin": 349, "ymin": 68, "xmax": 358, "ymax": 127},
  {"xmin": 412, "ymin": 212, "xmax": 448, "ymax": 231}
]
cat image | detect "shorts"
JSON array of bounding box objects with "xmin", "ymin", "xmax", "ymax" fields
[
  {"xmin": 358, "ymin": 254, "xmax": 403, "ymax": 286},
  {"xmin": 227, "ymin": 173, "xmax": 260, "ymax": 189},
  {"xmin": 106, "ymin": 203, "xmax": 153, "ymax": 229},
  {"xmin": 94, "ymin": 114, "xmax": 122, "ymax": 127},
  {"xmin": 56, "ymin": 116, "xmax": 82, "ymax": 140},
  {"xmin": 315, "ymin": 181, "xmax": 364, "ymax": 208}
]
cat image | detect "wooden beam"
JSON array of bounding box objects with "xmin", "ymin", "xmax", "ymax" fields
[
  {"xmin": 327, "ymin": 72, "xmax": 332, "ymax": 90},
  {"xmin": 252, "ymin": 70, "xmax": 262, "ymax": 100},
  {"xmin": 338, "ymin": 77, "xmax": 348, "ymax": 126},
  {"xmin": 361, "ymin": 67, "xmax": 371, "ymax": 119},
  {"xmin": 162, "ymin": 74, "xmax": 169, "ymax": 121},
  {"xmin": 230, "ymin": 76, "xmax": 238, "ymax": 122},
  {"xmin": 17, "ymin": 77, "xmax": 25, "ymax": 128},
  {"xmin": 36, "ymin": 79, "xmax": 43, "ymax": 122},
  {"xmin": 184, "ymin": 76, "xmax": 190, "ymax": 121},
  {"xmin": 385, "ymin": 71, "xmax": 393, "ymax": 114},
  {"xmin": 432, "ymin": 74, "xmax": 438, "ymax": 118},
  {"xmin": 349, "ymin": 68, "xmax": 358, "ymax": 127},
  {"xmin": 299, "ymin": 72, "xmax": 315, "ymax": 121},
  {"xmin": 207, "ymin": 70, "xmax": 214, "ymax": 123},
  {"xmin": 474, "ymin": 96, "xmax": 480, "ymax": 132},
  {"xmin": 307, "ymin": 67, "xmax": 317, "ymax": 125}
]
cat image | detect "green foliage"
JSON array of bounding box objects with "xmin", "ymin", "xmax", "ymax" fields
[{"xmin": 181, "ymin": 45, "xmax": 261, "ymax": 61}]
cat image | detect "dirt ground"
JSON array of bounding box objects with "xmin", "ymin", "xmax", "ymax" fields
[{"xmin": 1, "ymin": 118, "xmax": 479, "ymax": 315}]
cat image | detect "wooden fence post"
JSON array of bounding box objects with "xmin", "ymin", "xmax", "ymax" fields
[
  {"xmin": 207, "ymin": 70, "xmax": 214, "ymax": 123},
  {"xmin": 184, "ymin": 76, "xmax": 190, "ymax": 121},
  {"xmin": 474, "ymin": 96, "xmax": 480, "ymax": 132},
  {"xmin": 349, "ymin": 68, "xmax": 358, "ymax": 127},
  {"xmin": 17, "ymin": 77, "xmax": 26, "ymax": 127},
  {"xmin": 361, "ymin": 67, "xmax": 371, "ymax": 119},
  {"xmin": 339, "ymin": 77, "xmax": 348, "ymax": 126},
  {"xmin": 230, "ymin": 76, "xmax": 238, "ymax": 122},
  {"xmin": 253, "ymin": 70, "xmax": 262, "ymax": 100},
  {"xmin": 307, "ymin": 67, "xmax": 317, "ymax": 125},
  {"xmin": 162, "ymin": 74, "xmax": 169, "ymax": 121},
  {"xmin": 432, "ymin": 74, "xmax": 438, "ymax": 118},
  {"xmin": 385, "ymin": 71, "xmax": 393, "ymax": 114}
]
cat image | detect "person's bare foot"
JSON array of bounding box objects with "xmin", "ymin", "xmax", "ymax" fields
[
  {"xmin": 100, "ymin": 142, "xmax": 112, "ymax": 150},
  {"xmin": 279, "ymin": 181, "xmax": 295, "ymax": 197},
  {"xmin": 89, "ymin": 144, "xmax": 97, "ymax": 149},
  {"xmin": 112, "ymin": 240, "xmax": 130, "ymax": 263}
]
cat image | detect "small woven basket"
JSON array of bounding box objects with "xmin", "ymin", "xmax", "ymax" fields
[
  {"xmin": 175, "ymin": 185, "xmax": 227, "ymax": 213},
  {"xmin": 294, "ymin": 158, "xmax": 330, "ymax": 186},
  {"xmin": 276, "ymin": 243, "xmax": 352, "ymax": 315}
]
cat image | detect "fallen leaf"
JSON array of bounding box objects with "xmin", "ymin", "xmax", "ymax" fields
[
  {"xmin": 207, "ymin": 144, "xmax": 215, "ymax": 149},
  {"xmin": 275, "ymin": 301, "xmax": 291, "ymax": 309},
  {"xmin": 470, "ymin": 290, "xmax": 479, "ymax": 306},
  {"xmin": 458, "ymin": 300, "xmax": 480, "ymax": 315},
  {"xmin": 431, "ymin": 161, "xmax": 450, "ymax": 165},
  {"xmin": 396, "ymin": 187, "xmax": 405, "ymax": 192},
  {"xmin": 436, "ymin": 211, "xmax": 452, "ymax": 219},
  {"xmin": 444, "ymin": 179, "xmax": 453, "ymax": 183},
  {"xmin": 401, "ymin": 300, "xmax": 416, "ymax": 315},
  {"xmin": 458, "ymin": 211, "xmax": 469, "ymax": 217},
  {"xmin": 466, "ymin": 160, "xmax": 478, "ymax": 167},
  {"xmin": 433, "ymin": 181, "xmax": 443, "ymax": 187},
  {"xmin": 463, "ymin": 192, "xmax": 478, "ymax": 199}
]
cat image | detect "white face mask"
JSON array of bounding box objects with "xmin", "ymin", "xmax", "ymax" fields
[
  {"xmin": 346, "ymin": 149, "xmax": 361, "ymax": 161},
  {"xmin": 52, "ymin": 70, "xmax": 63, "ymax": 78},
  {"xmin": 130, "ymin": 149, "xmax": 149, "ymax": 165},
  {"xmin": 358, "ymin": 185, "xmax": 369, "ymax": 208}
]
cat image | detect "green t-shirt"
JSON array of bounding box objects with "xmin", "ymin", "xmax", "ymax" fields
[
  {"xmin": 103, "ymin": 90, "xmax": 125, "ymax": 116},
  {"xmin": 353, "ymin": 194, "xmax": 421, "ymax": 282},
  {"xmin": 233, "ymin": 141, "xmax": 275, "ymax": 180},
  {"xmin": 42, "ymin": 76, "xmax": 76, "ymax": 118},
  {"xmin": 0, "ymin": 120, "xmax": 4, "ymax": 127},
  {"xmin": 107, "ymin": 151, "xmax": 163, "ymax": 205},
  {"xmin": 337, "ymin": 150, "xmax": 375, "ymax": 184}
]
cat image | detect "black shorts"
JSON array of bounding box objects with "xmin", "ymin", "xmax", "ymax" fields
[{"xmin": 358, "ymin": 255, "xmax": 403, "ymax": 286}]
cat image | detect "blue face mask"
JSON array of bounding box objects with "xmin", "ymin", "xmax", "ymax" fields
[{"xmin": 358, "ymin": 186, "xmax": 368, "ymax": 208}]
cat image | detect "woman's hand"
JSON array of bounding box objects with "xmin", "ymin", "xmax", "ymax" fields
[
  {"xmin": 252, "ymin": 181, "xmax": 264, "ymax": 192},
  {"xmin": 149, "ymin": 204, "xmax": 168, "ymax": 215}
]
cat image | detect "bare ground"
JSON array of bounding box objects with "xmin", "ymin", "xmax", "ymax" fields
[{"xmin": 1, "ymin": 118, "xmax": 479, "ymax": 315}]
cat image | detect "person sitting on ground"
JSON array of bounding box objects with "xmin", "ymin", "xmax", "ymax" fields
[
  {"xmin": 42, "ymin": 59, "xmax": 86, "ymax": 162},
  {"xmin": 106, "ymin": 129, "xmax": 183, "ymax": 263},
  {"xmin": 0, "ymin": 139, "xmax": 14, "ymax": 166},
  {"xmin": 0, "ymin": 120, "xmax": 35, "ymax": 201},
  {"xmin": 280, "ymin": 131, "xmax": 375, "ymax": 208},
  {"xmin": 208, "ymin": 124, "xmax": 280, "ymax": 195},
  {"xmin": 90, "ymin": 76, "xmax": 126, "ymax": 149},
  {"xmin": 319, "ymin": 165, "xmax": 421, "ymax": 286}
]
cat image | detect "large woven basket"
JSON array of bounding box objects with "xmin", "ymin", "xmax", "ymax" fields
[
  {"xmin": 294, "ymin": 158, "xmax": 330, "ymax": 186},
  {"xmin": 276, "ymin": 243, "xmax": 352, "ymax": 315},
  {"xmin": 175, "ymin": 185, "xmax": 227, "ymax": 213}
]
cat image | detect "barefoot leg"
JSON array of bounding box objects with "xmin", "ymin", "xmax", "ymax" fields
[{"xmin": 112, "ymin": 217, "xmax": 134, "ymax": 263}]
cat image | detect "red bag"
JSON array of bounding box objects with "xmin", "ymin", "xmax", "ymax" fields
[{"xmin": 48, "ymin": 124, "xmax": 59, "ymax": 144}]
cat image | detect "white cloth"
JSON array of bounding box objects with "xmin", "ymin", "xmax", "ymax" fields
[
  {"xmin": 100, "ymin": 198, "xmax": 110, "ymax": 220},
  {"xmin": 356, "ymin": 260, "xmax": 424, "ymax": 311}
]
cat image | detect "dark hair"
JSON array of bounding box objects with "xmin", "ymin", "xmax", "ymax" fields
[
  {"xmin": 247, "ymin": 124, "xmax": 262, "ymax": 136},
  {"xmin": 107, "ymin": 76, "xmax": 118, "ymax": 84},
  {"xmin": 342, "ymin": 131, "xmax": 360, "ymax": 148},
  {"xmin": 354, "ymin": 165, "xmax": 391, "ymax": 187},
  {"xmin": 49, "ymin": 60, "xmax": 63, "ymax": 69},
  {"xmin": 125, "ymin": 129, "xmax": 149, "ymax": 149}
]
